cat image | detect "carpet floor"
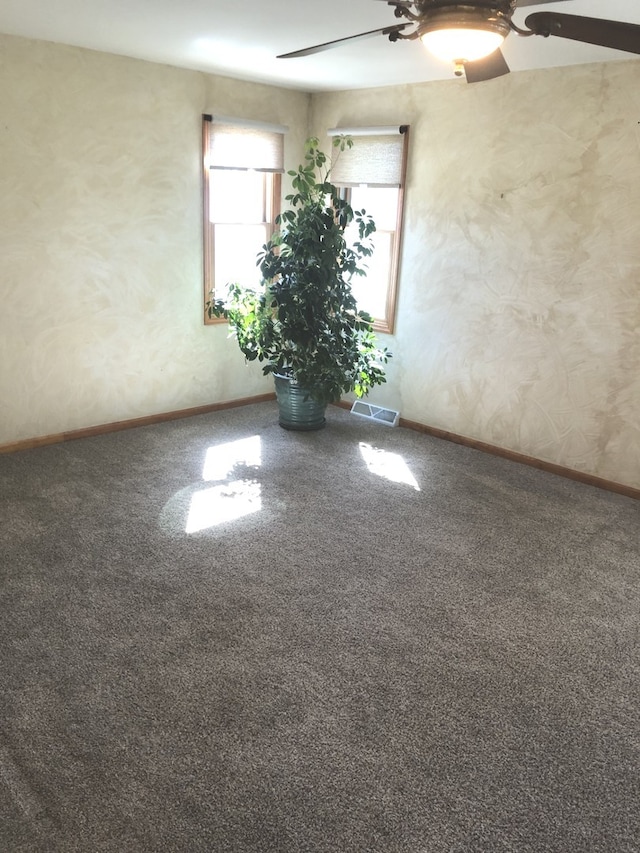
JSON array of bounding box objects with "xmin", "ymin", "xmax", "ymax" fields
[{"xmin": 1, "ymin": 401, "xmax": 638, "ymax": 852}]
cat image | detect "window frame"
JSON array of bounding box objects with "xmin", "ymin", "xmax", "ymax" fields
[
  {"xmin": 202, "ymin": 116, "xmax": 283, "ymax": 326},
  {"xmin": 331, "ymin": 126, "xmax": 409, "ymax": 336}
]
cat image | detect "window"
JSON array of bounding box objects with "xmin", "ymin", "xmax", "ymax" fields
[
  {"xmin": 202, "ymin": 115, "xmax": 284, "ymax": 324},
  {"xmin": 329, "ymin": 126, "xmax": 409, "ymax": 335}
]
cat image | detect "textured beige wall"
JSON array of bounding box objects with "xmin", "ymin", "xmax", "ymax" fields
[
  {"xmin": 311, "ymin": 61, "xmax": 640, "ymax": 490},
  {"xmin": 0, "ymin": 33, "xmax": 309, "ymax": 444},
  {"xmin": 2, "ymin": 32, "xmax": 639, "ymax": 491}
]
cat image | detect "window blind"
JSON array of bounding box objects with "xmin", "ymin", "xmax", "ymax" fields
[
  {"xmin": 327, "ymin": 125, "xmax": 408, "ymax": 188},
  {"xmin": 204, "ymin": 115, "xmax": 286, "ymax": 172}
]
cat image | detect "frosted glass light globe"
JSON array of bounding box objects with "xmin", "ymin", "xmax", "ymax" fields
[{"xmin": 421, "ymin": 27, "xmax": 505, "ymax": 63}]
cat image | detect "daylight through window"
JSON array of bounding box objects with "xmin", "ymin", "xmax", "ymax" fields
[
  {"xmin": 329, "ymin": 125, "xmax": 409, "ymax": 335},
  {"xmin": 202, "ymin": 115, "xmax": 285, "ymax": 324}
]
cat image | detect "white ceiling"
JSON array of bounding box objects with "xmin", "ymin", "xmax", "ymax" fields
[{"xmin": 1, "ymin": 0, "xmax": 639, "ymax": 91}]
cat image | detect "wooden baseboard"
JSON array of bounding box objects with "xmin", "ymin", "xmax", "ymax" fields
[
  {"xmin": 4, "ymin": 395, "xmax": 638, "ymax": 501},
  {"xmin": 0, "ymin": 393, "xmax": 276, "ymax": 455},
  {"xmin": 332, "ymin": 400, "xmax": 639, "ymax": 501}
]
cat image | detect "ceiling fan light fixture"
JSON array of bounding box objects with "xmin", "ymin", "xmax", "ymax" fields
[
  {"xmin": 419, "ymin": 10, "xmax": 511, "ymax": 64},
  {"xmin": 421, "ymin": 27, "xmax": 505, "ymax": 63}
]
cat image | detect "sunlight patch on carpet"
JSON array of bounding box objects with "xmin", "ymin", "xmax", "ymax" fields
[
  {"xmin": 202, "ymin": 435, "xmax": 262, "ymax": 481},
  {"xmin": 359, "ymin": 442, "xmax": 420, "ymax": 491},
  {"xmin": 186, "ymin": 480, "xmax": 262, "ymax": 533},
  {"xmin": 183, "ymin": 435, "xmax": 264, "ymax": 532}
]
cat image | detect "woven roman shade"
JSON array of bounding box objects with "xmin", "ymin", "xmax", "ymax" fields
[
  {"xmin": 205, "ymin": 115, "xmax": 286, "ymax": 172},
  {"xmin": 327, "ymin": 126, "xmax": 408, "ymax": 188}
]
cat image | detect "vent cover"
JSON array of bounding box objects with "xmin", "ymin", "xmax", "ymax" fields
[{"xmin": 350, "ymin": 401, "xmax": 400, "ymax": 427}]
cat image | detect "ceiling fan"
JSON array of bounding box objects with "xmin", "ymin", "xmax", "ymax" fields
[{"xmin": 278, "ymin": 1, "xmax": 640, "ymax": 83}]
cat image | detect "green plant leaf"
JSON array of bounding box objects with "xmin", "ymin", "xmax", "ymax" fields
[{"xmin": 212, "ymin": 137, "xmax": 392, "ymax": 405}]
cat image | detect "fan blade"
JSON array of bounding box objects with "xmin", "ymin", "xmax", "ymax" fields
[
  {"xmin": 278, "ymin": 24, "xmax": 408, "ymax": 58},
  {"xmin": 464, "ymin": 48, "xmax": 510, "ymax": 83},
  {"xmin": 525, "ymin": 13, "xmax": 640, "ymax": 55}
]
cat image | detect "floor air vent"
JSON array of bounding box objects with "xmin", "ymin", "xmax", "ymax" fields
[{"xmin": 350, "ymin": 401, "xmax": 400, "ymax": 427}]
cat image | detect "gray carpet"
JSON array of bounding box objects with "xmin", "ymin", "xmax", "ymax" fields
[{"xmin": 1, "ymin": 401, "xmax": 638, "ymax": 853}]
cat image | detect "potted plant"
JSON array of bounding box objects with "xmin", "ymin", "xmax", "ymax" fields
[{"xmin": 207, "ymin": 136, "xmax": 392, "ymax": 430}]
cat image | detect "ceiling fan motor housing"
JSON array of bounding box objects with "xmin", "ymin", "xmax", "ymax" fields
[
  {"xmin": 413, "ymin": 0, "xmax": 516, "ymax": 15},
  {"xmin": 419, "ymin": 9, "xmax": 511, "ymax": 32},
  {"xmin": 416, "ymin": 3, "xmax": 514, "ymax": 38}
]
